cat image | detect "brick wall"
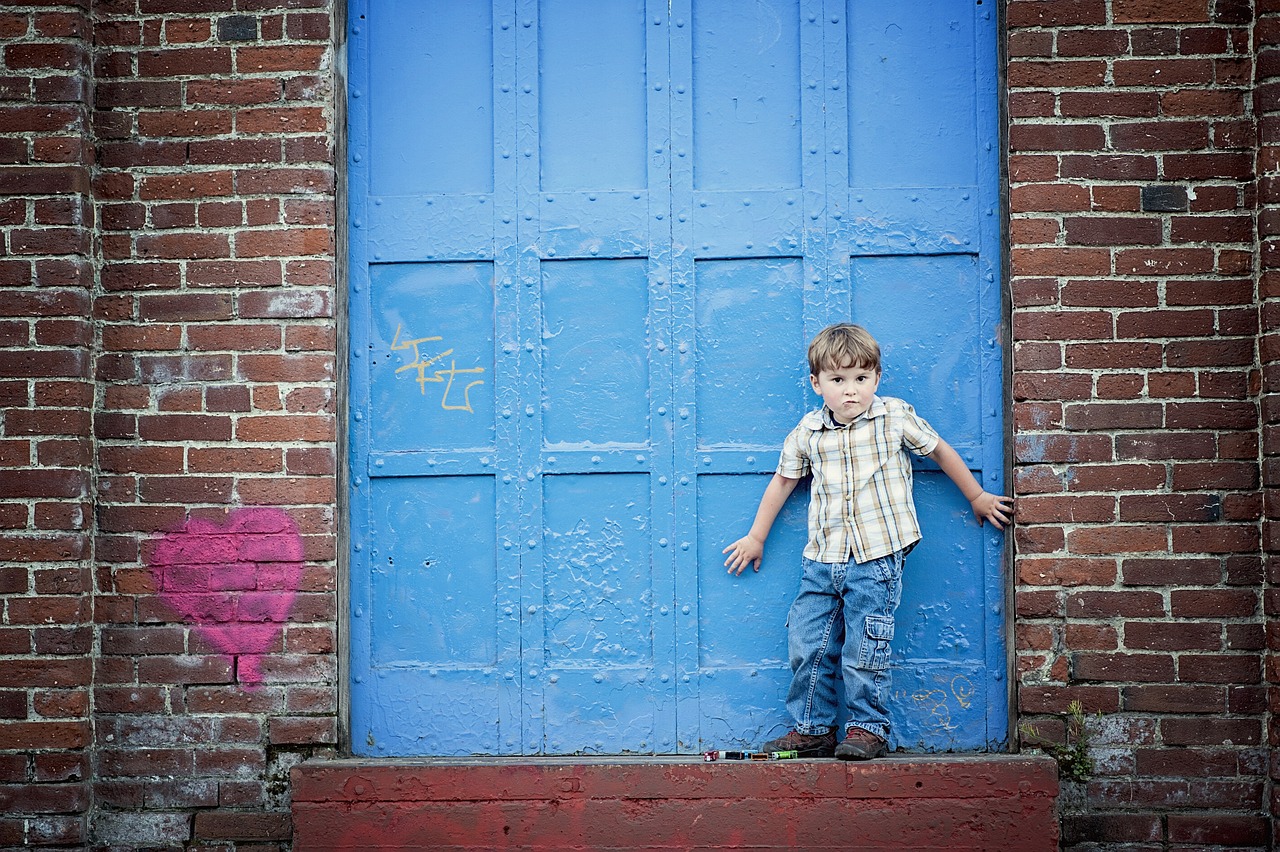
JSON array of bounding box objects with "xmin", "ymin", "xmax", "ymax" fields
[
  {"xmin": 90, "ymin": 0, "xmax": 338, "ymax": 847},
  {"xmin": 1008, "ymin": 0, "xmax": 1268, "ymax": 847},
  {"xmin": 0, "ymin": 1, "xmax": 95, "ymax": 847},
  {"xmin": 1259, "ymin": 1, "xmax": 1280, "ymax": 844}
]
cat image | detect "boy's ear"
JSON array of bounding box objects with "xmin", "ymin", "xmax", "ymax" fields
[{"xmin": 809, "ymin": 373, "xmax": 821, "ymax": 392}]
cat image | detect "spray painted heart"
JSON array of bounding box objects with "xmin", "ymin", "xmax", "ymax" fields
[{"xmin": 149, "ymin": 507, "xmax": 304, "ymax": 688}]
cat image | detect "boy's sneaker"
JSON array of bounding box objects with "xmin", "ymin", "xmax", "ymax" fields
[
  {"xmin": 835, "ymin": 727, "xmax": 888, "ymax": 760},
  {"xmin": 761, "ymin": 728, "xmax": 837, "ymax": 758}
]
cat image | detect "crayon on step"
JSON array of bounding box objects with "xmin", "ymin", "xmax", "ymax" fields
[{"xmin": 702, "ymin": 750, "xmax": 800, "ymax": 761}]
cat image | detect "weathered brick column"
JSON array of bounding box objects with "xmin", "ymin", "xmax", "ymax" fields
[
  {"xmin": 89, "ymin": 0, "xmax": 338, "ymax": 846},
  {"xmin": 1008, "ymin": 0, "xmax": 1266, "ymax": 847},
  {"xmin": 1259, "ymin": 0, "xmax": 1280, "ymax": 842},
  {"xmin": 0, "ymin": 2, "xmax": 95, "ymax": 847}
]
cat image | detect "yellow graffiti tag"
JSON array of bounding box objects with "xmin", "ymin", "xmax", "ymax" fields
[{"xmin": 390, "ymin": 324, "xmax": 486, "ymax": 413}]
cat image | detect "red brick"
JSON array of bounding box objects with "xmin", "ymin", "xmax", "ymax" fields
[
  {"xmin": 1136, "ymin": 746, "xmax": 1239, "ymax": 777},
  {"xmin": 1006, "ymin": 1, "xmax": 1108, "ymax": 28},
  {"xmin": 268, "ymin": 716, "xmax": 335, "ymax": 745},
  {"xmin": 1008, "ymin": 156, "xmax": 1059, "ymax": 183},
  {"xmin": 1018, "ymin": 558, "xmax": 1117, "ymax": 587},
  {"xmin": 1060, "ymin": 92, "xmax": 1160, "ymax": 118},
  {"xmin": 1120, "ymin": 494, "xmax": 1226, "ymax": 524},
  {"xmin": 1164, "ymin": 153, "xmax": 1254, "ymax": 181},
  {"xmin": 234, "ymin": 228, "xmax": 332, "ymax": 258},
  {"xmin": 1172, "ymin": 461, "xmax": 1257, "ymax": 489},
  {"xmin": 236, "ymin": 44, "xmax": 326, "ymax": 74},
  {"xmin": 193, "ymin": 811, "xmax": 290, "ymax": 842},
  {"xmin": 1067, "ymin": 464, "xmax": 1166, "ymax": 492},
  {"xmin": 1016, "ymin": 495, "xmax": 1116, "ymax": 524},
  {"xmin": 1061, "ymin": 814, "xmax": 1160, "ymax": 845},
  {"xmin": 1178, "ymin": 653, "xmax": 1261, "ymax": 683},
  {"xmin": 236, "ymin": 107, "xmax": 327, "ymax": 134},
  {"xmin": 1165, "ymin": 401, "xmax": 1256, "ymax": 430},
  {"xmin": 187, "ymin": 447, "xmax": 280, "ymax": 477},
  {"xmin": 1065, "ymin": 623, "xmax": 1118, "ymax": 650},
  {"xmin": 139, "ymin": 171, "xmax": 234, "ymax": 200},
  {"xmin": 237, "ymin": 477, "xmax": 335, "ymax": 506},
  {"xmin": 1014, "ymin": 525, "xmax": 1065, "ymax": 554},
  {"xmin": 0, "ymin": 721, "xmax": 89, "ymax": 751},
  {"xmin": 1167, "ymin": 813, "xmax": 1267, "ymax": 845},
  {"xmin": 1063, "ymin": 217, "xmax": 1162, "ymax": 247},
  {"xmin": 1013, "ymin": 372, "xmax": 1092, "ymax": 402},
  {"xmin": 1008, "ymin": 60, "xmax": 1107, "ymax": 89},
  {"xmin": 1015, "ymin": 433, "xmax": 1113, "ymax": 465},
  {"xmin": 1019, "ymin": 685, "xmax": 1120, "ymax": 715},
  {"xmin": 1172, "ymin": 524, "xmax": 1259, "ymax": 554},
  {"xmin": 186, "ymin": 78, "xmax": 282, "ymax": 106},
  {"xmin": 1009, "ymin": 124, "xmax": 1107, "ymax": 153},
  {"xmin": 1113, "ymin": 58, "xmax": 1214, "ymax": 87},
  {"xmin": 188, "ymin": 138, "xmax": 280, "ymax": 165},
  {"xmin": 1067, "ymin": 525, "xmax": 1168, "ymax": 555},
  {"xmin": 1013, "ymin": 309, "xmax": 1114, "ymax": 341},
  {"xmin": 137, "ymin": 47, "xmax": 231, "ymax": 77},
  {"xmin": 137, "ymin": 414, "xmax": 232, "ymax": 442},
  {"xmin": 139, "ymin": 475, "xmax": 234, "ymax": 504},
  {"xmin": 1160, "ymin": 716, "xmax": 1260, "ymax": 746},
  {"xmin": 1170, "ymin": 589, "xmax": 1258, "ymax": 618},
  {"xmin": 136, "ymin": 232, "xmax": 230, "ymax": 260},
  {"xmin": 1073, "ymin": 653, "xmax": 1174, "ymax": 682},
  {"xmin": 187, "ymin": 323, "xmax": 280, "ymax": 352},
  {"xmin": 1112, "ymin": 121, "xmax": 1212, "ymax": 152},
  {"xmin": 1068, "ymin": 591, "xmax": 1165, "ymax": 618},
  {"xmin": 186, "ymin": 260, "xmax": 282, "ymax": 288},
  {"xmin": 1126, "ymin": 621, "xmax": 1220, "ymax": 650},
  {"xmin": 1123, "ymin": 684, "xmax": 1226, "ymax": 713},
  {"xmin": 1065, "ymin": 402, "xmax": 1163, "ymax": 430},
  {"xmin": 1167, "ymin": 278, "xmax": 1253, "ymax": 307}
]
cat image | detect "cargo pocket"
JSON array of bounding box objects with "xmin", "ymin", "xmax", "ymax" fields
[{"xmin": 857, "ymin": 615, "xmax": 894, "ymax": 670}]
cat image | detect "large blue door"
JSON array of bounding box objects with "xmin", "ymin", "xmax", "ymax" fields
[{"xmin": 347, "ymin": 0, "xmax": 1006, "ymax": 756}]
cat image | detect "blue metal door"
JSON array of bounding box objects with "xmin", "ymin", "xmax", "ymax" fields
[{"xmin": 347, "ymin": 0, "xmax": 1005, "ymax": 756}]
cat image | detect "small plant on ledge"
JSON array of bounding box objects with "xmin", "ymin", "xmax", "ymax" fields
[{"xmin": 1019, "ymin": 700, "xmax": 1096, "ymax": 783}]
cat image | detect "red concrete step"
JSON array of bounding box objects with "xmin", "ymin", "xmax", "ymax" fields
[{"xmin": 292, "ymin": 755, "xmax": 1059, "ymax": 850}]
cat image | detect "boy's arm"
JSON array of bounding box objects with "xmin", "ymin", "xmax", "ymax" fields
[
  {"xmin": 723, "ymin": 472, "xmax": 801, "ymax": 575},
  {"xmin": 928, "ymin": 438, "xmax": 1013, "ymax": 529}
]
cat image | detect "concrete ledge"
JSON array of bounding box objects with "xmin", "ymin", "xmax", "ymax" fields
[{"xmin": 292, "ymin": 755, "xmax": 1059, "ymax": 850}]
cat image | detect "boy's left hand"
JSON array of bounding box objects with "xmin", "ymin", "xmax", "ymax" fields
[{"xmin": 971, "ymin": 492, "xmax": 1013, "ymax": 529}]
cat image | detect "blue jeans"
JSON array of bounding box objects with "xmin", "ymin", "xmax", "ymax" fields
[{"xmin": 784, "ymin": 551, "xmax": 905, "ymax": 742}]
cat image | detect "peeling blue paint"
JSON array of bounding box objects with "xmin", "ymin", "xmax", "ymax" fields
[{"xmin": 348, "ymin": 0, "xmax": 1005, "ymax": 757}]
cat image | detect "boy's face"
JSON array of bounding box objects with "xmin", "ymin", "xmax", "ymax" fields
[{"xmin": 811, "ymin": 362, "xmax": 881, "ymax": 425}]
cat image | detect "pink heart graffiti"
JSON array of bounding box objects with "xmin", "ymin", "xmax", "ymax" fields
[{"xmin": 149, "ymin": 507, "xmax": 304, "ymax": 688}]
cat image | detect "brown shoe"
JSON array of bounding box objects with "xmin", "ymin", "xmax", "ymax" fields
[
  {"xmin": 761, "ymin": 728, "xmax": 837, "ymax": 757},
  {"xmin": 835, "ymin": 727, "xmax": 888, "ymax": 760}
]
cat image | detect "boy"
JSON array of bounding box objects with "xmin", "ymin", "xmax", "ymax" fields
[{"xmin": 722, "ymin": 323, "xmax": 1012, "ymax": 760}]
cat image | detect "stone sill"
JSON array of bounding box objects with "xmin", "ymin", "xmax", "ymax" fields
[{"xmin": 292, "ymin": 754, "xmax": 1059, "ymax": 850}]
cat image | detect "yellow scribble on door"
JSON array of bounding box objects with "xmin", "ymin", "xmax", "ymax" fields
[{"xmin": 391, "ymin": 323, "xmax": 486, "ymax": 412}]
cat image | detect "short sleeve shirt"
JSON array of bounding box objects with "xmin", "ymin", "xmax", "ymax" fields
[{"xmin": 777, "ymin": 395, "xmax": 940, "ymax": 564}]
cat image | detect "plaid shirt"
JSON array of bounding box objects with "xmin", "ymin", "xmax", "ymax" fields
[{"xmin": 777, "ymin": 396, "xmax": 940, "ymax": 564}]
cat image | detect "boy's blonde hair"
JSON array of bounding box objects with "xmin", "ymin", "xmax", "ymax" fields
[{"xmin": 808, "ymin": 323, "xmax": 881, "ymax": 376}]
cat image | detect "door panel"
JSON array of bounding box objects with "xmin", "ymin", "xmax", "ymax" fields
[{"xmin": 349, "ymin": 0, "xmax": 1006, "ymax": 756}]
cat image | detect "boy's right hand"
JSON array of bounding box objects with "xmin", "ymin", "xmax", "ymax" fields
[{"xmin": 723, "ymin": 535, "xmax": 765, "ymax": 575}]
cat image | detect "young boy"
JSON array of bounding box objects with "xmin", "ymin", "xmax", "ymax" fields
[{"xmin": 723, "ymin": 323, "xmax": 1012, "ymax": 760}]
